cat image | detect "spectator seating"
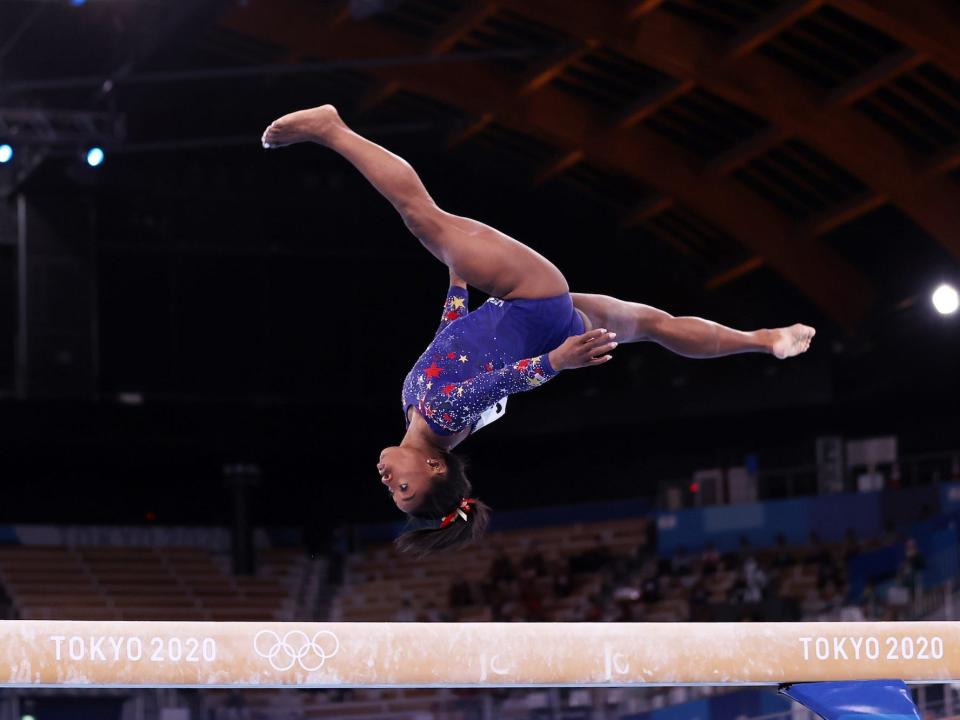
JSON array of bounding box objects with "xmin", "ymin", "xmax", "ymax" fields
[
  {"xmin": 0, "ymin": 544, "xmax": 307, "ymax": 621},
  {"xmin": 330, "ymin": 517, "xmax": 651, "ymax": 622}
]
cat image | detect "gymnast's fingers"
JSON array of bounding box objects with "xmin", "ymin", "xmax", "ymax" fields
[
  {"xmin": 584, "ymin": 332, "xmax": 617, "ymax": 350},
  {"xmin": 589, "ymin": 341, "xmax": 618, "ymax": 357},
  {"xmin": 586, "ymin": 354, "xmax": 613, "ymax": 366},
  {"xmin": 579, "ymin": 328, "xmax": 607, "ymax": 344}
]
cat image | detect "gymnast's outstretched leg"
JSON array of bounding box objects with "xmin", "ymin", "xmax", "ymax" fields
[
  {"xmin": 570, "ymin": 293, "xmax": 815, "ymax": 360},
  {"xmin": 261, "ymin": 105, "xmax": 568, "ymax": 301}
]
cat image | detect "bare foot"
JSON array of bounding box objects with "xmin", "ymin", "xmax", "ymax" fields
[
  {"xmin": 770, "ymin": 323, "xmax": 816, "ymax": 359},
  {"xmin": 261, "ymin": 105, "xmax": 343, "ymax": 148}
]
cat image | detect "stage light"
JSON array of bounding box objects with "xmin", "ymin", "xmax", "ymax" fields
[
  {"xmin": 21, "ymin": 715, "xmax": 36, "ymax": 720},
  {"xmin": 932, "ymin": 283, "xmax": 959, "ymax": 316},
  {"xmin": 0, "ymin": 144, "xmax": 12, "ymax": 164},
  {"xmin": 85, "ymin": 147, "xmax": 104, "ymax": 167},
  {"xmin": 70, "ymin": 0, "xmax": 87, "ymax": 6}
]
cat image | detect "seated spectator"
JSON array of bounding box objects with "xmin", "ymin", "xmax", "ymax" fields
[
  {"xmin": 806, "ymin": 532, "xmax": 843, "ymax": 589},
  {"xmin": 741, "ymin": 557, "xmax": 768, "ymax": 603},
  {"xmin": 394, "ymin": 598, "xmax": 416, "ymax": 622},
  {"xmin": 520, "ymin": 541, "xmax": 547, "ymax": 578},
  {"xmin": 881, "ymin": 520, "xmax": 901, "ymax": 546},
  {"xmin": 489, "ymin": 545, "xmax": 517, "ymax": 584},
  {"xmin": 842, "ymin": 528, "xmax": 861, "ymax": 563},
  {"xmin": 701, "ymin": 542, "xmax": 721, "ymax": 575},
  {"xmin": 483, "ymin": 580, "xmax": 505, "ymax": 615},
  {"xmin": 671, "ymin": 547, "xmax": 693, "ymax": 577},
  {"xmin": 612, "ymin": 573, "xmax": 642, "ymax": 604},
  {"xmin": 721, "ymin": 537, "xmax": 750, "ymax": 571},
  {"xmin": 548, "ymin": 553, "xmax": 573, "ymax": 599},
  {"xmin": 807, "ymin": 532, "xmax": 830, "ymax": 566},
  {"xmin": 818, "ymin": 580, "xmax": 843, "ymax": 618},
  {"xmin": 689, "ymin": 581, "xmax": 710, "ymax": 621},
  {"xmin": 897, "ymin": 537, "xmax": 926, "ymax": 595},
  {"xmin": 519, "ymin": 577, "xmax": 547, "ymax": 621},
  {"xmin": 640, "ymin": 573, "xmax": 662, "ymax": 603},
  {"xmin": 583, "ymin": 594, "xmax": 604, "ymax": 622},
  {"xmin": 0, "ymin": 579, "xmax": 11, "ymax": 619},
  {"xmin": 770, "ymin": 534, "xmax": 795, "ymax": 569},
  {"xmin": 628, "ymin": 543, "xmax": 653, "ymax": 575},
  {"xmin": 728, "ymin": 575, "xmax": 747, "ymax": 604},
  {"xmin": 861, "ymin": 582, "xmax": 878, "ymax": 619},
  {"xmin": 449, "ymin": 574, "xmax": 474, "ymax": 608},
  {"xmin": 417, "ymin": 601, "xmax": 447, "ymax": 622},
  {"xmin": 570, "ymin": 534, "xmax": 612, "ymax": 575}
]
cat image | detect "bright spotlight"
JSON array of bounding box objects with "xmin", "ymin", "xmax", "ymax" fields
[
  {"xmin": 70, "ymin": 0, "xmax": 87, "ymax": 6},
  {"xmin": 85, "ymin": 147, "xmax": 104, "ymax": 167},
  {"xmin": 932, "ymin": 283, "xmax": 959, "ymax": 316},
  {"xmin": 21, "ymin": 715, "xmax": 36, "ymax": 720},
  {"xmin": 0, "ymin": 144, "xmax": 12, "ymax": 164}
]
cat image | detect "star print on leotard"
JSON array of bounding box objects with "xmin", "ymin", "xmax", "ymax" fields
[{"xmin": 401, "ymin": 284, "xmax": 559, "ymax": 436}]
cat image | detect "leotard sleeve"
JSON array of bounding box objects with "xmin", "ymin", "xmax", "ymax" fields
[
  {"xmin": 435, "ymin": 285, "xmax": 469, "ymax": 336},
  {"xmin": 421, "ymin": 354, "xmax": 559, "ymax": 434}
]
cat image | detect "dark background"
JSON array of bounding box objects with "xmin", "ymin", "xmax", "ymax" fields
[{"xmin": 1, "ymin": 0, "xmax": 958, "ymax": 532}]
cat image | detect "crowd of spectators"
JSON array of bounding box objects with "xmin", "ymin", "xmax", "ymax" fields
[
  {"xmin": 0, "ymin": 578, "xmax": 10, "ymax": 619},
  {"xmin": 388, "ymin": 527, "xmax": 931, "ymax": 625}
]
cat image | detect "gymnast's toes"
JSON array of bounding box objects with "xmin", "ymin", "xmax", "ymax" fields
[
  {"xmin": 771, "ymin": 323, "xmax": 815, "ymax": 360},
  {"xmin": 262, "ymin": 105, "xmax": 342, "ymax": 148}
]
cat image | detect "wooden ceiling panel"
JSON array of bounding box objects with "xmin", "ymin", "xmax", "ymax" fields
[
  {"xmin": 561, "ymin": 161, "xmax": 657, "ymax": 208},
  {"xmin": 451, "ymin": 7, "xmax": 572, "ymax": 76},
  {"xmin": 761, "ymin": 4, "xmax": 902, "ymax": 89},
  {"xmin": 856, "ymin": 64, "xmax": 960, "ymax": 155},
  {"xmin": 646, "ymin": 204, "xmax": 750, "ymax": 268},
  {"xmin": 734, "ymin": 139, "xmax": 869, "ymax": 221},
  {"xmin": 372, "ymin": 0, "xmax": 462, "ymax": 40},
  {"xmin": 552, "ymin": 47, "xmax": 671, "ymax": 112},
  {"xmin": 643, "ymin": 88, "xmax": 769, "ymax": 160},
  {"xmin": 661, "ymin": 0, "xmax": 777, "ymax": 37},
  {"xmin": 371, "ymin": 89, "xmax": 470, "ymax": 127},
  {"xmin": 475, "ymin": 122, "xmax": 558, "ymax": 165},
  {"xmin": 830, "ymin": 0, "xmax": 960, "ymax": 79}
]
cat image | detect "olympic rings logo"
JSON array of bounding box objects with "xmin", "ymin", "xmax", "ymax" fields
[{"xmin": 253, "ymin": 630, "xmax": 340, "ymax": 672}]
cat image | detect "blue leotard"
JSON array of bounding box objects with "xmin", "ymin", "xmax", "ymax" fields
[{"xmin": 402, "ymin": 286, "xmax": 585, "ymax": 436}]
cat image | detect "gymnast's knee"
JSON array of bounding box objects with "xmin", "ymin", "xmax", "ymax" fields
[{"xmin": 400, "ymin": 199, "xmax": 444, "ymax": 241}]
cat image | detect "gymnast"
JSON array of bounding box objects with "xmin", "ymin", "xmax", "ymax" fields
[{"xmin": 262, "ymin": 105, "xmax": 815, "ymax": 557}]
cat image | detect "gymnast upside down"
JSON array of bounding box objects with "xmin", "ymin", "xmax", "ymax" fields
[{"xmin": 262, "ymin": 105, "xmax": 815, "ymax": 557}]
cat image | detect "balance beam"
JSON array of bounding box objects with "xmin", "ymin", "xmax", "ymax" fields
[{"xmin": 1, "ymin": 620, "xmax": 958, "ymax": 688}]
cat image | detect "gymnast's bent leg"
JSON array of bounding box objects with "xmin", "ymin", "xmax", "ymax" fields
[
  {"xmin": 570, "ymin": 293, "xmax": 815, "ymax": 360},
  {"xmin": 262, "ymin": 105, "xmax": 568, "ymax": 301}
]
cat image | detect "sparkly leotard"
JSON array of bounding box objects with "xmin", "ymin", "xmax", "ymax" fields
[{"xmin": 402, "ymin": 285, "xmax": 585, "ymax": 436}]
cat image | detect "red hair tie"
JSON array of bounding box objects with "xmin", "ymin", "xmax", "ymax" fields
[{"xmin": 439, "ymin": 497, "xmax": 477, "ymax": 529}]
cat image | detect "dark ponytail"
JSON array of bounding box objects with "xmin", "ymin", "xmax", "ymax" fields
[{"xmin": 394, "ymin": 451, "xmax": 491, "ymax": 557}]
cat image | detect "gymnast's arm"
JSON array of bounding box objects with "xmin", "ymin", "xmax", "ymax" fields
[
  {"xmin": 425, "ymin": 330, "xmax": 617, "ymax": 431},
  {"xmin": 434, "ymin": 269, "xmax": 470, "ymax": 335},
  {"xmin": 426, "ymin": 354, "xmax": 557, "ymax": 432}
]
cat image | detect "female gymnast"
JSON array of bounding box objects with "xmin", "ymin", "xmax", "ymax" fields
[{"xmin": 262, "ymin": 105, "xmax": 815, "ymax": 557}]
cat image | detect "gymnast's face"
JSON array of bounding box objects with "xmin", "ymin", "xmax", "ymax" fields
[{"xmin": 377, "ymin": 446, "xmax": 445, "ymax": 512}]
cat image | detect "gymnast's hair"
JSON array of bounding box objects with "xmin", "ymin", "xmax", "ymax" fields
[{"xmin": 394, "ymin": 451, "xmax": 491, "ymax": 557}]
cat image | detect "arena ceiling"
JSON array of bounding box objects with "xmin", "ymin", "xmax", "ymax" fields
[
  {"xmin": 3, "ymin": 0, "xmax": 960, "ymax": 335},
  {"xmin": 0, "ymin": 0, "xmax": 959, "ymax": 424},
  {"xmin": 3, "ymin": 0, "xmax": 960, "ymax": 524},
  {"xmin": 216, "ymin": 0, "xmax": 960, "ymax": 333}
]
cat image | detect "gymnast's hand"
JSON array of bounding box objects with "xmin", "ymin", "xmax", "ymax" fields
[{"xmin": 547, "ymin": 329, "xmax": 617, "ymax": 371}]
